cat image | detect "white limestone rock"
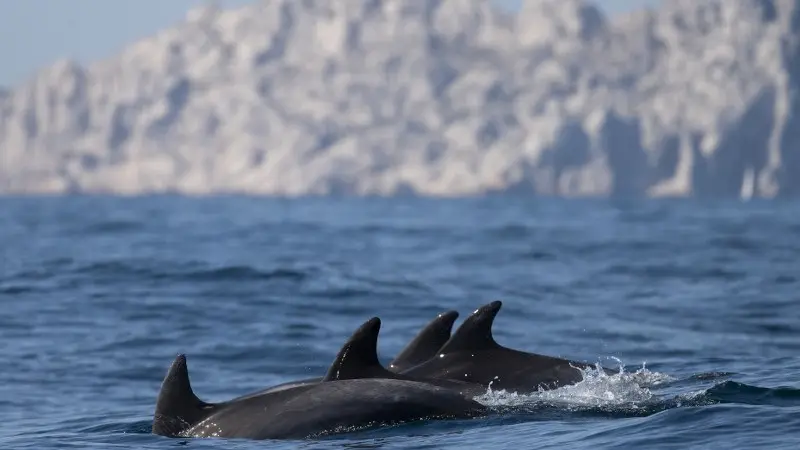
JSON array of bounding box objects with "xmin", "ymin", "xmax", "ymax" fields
[{"xmin": 0, "ymin": 0, "xmax": 798, "ymax": 198}]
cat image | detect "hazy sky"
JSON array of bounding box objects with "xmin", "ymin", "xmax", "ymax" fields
[{"xmin": 0, "ymin": 0, "xmax": 661, "ymax": 88}]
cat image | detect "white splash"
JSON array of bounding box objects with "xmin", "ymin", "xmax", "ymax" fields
[{"xmin": 473, "ymin": 362, "xmax": 681, "ymax": 411}]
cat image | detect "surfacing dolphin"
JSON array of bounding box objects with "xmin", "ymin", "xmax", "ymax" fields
[
  {"xmin": 400, "ymin": 300, "xmax": 612, "ymax": 393},
  {"xmin": 323, "ymin": 316, "xmax": 487, "ymax": 398},
  {"xmin": 151, "ymin": 324, "xmax": 488, "ymax": 440},
  {"xmin": 387, "ymin": 310, "xmax": 460, "ymax": 373},
  {"xmin": 248, "ymin": 310, "xmax": 461, "ymax": 396}
]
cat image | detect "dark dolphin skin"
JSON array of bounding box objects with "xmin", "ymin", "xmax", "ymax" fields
[
  {"xmin": 246, "ymin": 310, "xmax": 462, "ymax": 396},
  {"xmin": 240, "ymin": 315, "xmax": 485, "ymax": 398},
  {"xmin": 151, "ymin": 320, "xmax": 488, "ymax": 440},
  {"xmin": 387, "ymin": 310, "xmax": 460, "ymax": 373},
  {"xmin": 322, "ymin": 316, "xmax": 486, "ymax": 398},
  {"xmin": 400, "ymin": 301, "xmax": 614, "ymax": 393}
]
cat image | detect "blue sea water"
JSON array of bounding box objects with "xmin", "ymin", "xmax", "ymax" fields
[{"xmin": 1, "ymin": 196, "xmax": 799, "ymax": 449}]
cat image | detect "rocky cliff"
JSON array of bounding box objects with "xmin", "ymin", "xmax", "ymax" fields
[{"xmin": 1, "ymin": 0, "xmax": 799, "ymax": 198}]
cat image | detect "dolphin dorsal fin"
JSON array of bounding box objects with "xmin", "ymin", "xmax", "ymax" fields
[
  {"xmin": 388, "ymin": 310, "xmax": 459, "ymax": 372},
  {"xmin": 323, "ymin": 317, "xmax": 401, "ymax": 382},
  {"xmin": 152, "ymin": 354, "xmax": 213, "ymax": 437},
  {"xmin": 437, "ymin": 301, "xmax": 503, "ymax": 354}
]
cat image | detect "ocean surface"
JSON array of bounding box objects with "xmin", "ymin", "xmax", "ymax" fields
[{"xmin": 1, "ymin": 196, "xmax": 799, "ymax": 449}]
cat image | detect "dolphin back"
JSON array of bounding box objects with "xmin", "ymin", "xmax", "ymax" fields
[
  {"xmin": 400, "ymin": 301, "xmax": 609, "ymax": 392},
  {"xmin": 321, "ymin": 316, "xmax": 487, "ymax": 397},
  {"xmin": 388, "ymin": 311, "xmax": 459, "ymax": 372},
  {"xmin": 323, "ymin": 317, "xmax": 409, "ymax": 382},
  {"xmin": 152, "ymin": 354, "xmax": 215, "ymax": 437}
]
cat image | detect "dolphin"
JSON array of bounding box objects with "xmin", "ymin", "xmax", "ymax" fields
[
  {"xmin": 243, "ymin": 376, "xmax": 321, "ymax": 395},
  {"xmin": 245, "ymin": 310, "xmax": 461, "ymax": 396},
  {"xmin": 322, "ymin": 316, "xmax": 487, "ymax": 398},
  {"xmin": 399, "ymin": 300, "xmax": 611, "ymax": 393},
  {"xmin": 387, "ymin": 310, "xmax": 459, "ymax": 373},
  {"xmin": 151, "ymin": 327, "xmax": 488, "ymax": 440}
]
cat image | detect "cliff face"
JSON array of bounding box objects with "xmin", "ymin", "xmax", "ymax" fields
[{"xmin": 1, "ymin": 0, "xmax": 799, "ymax": 198}]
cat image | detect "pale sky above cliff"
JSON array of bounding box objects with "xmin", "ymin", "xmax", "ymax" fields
[{"xmin": 0, "ymin": 0, "xmax": 661, "ymax": 88}]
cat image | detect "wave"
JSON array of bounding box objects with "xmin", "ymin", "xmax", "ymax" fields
[{"xmin": 706, "ymin": 381, "xmax": 800, "ymax": 407}]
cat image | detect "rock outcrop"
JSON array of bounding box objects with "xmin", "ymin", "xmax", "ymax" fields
[{"xmin": 1, "ymin": 0, "xmax": 799, "ymax": 198}]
